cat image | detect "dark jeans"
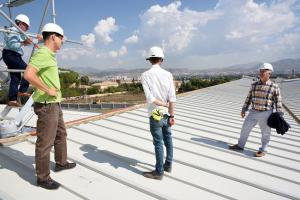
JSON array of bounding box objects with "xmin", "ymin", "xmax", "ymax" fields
[
  {"xmin": 149, "ymin": 115, "xmax": 173, "ymax": 175},
  {"xmin": 2, "ymin": 49, "xmax": 29, "ymax": 101},
  {"xmin": 34, "ymin": 103, "xmax": 68, "ymax": 181}
]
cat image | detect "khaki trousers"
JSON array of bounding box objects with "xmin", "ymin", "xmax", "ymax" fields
[{"xmin": 34, "ymin": 103, "xmax": 67, "ymax": 181}]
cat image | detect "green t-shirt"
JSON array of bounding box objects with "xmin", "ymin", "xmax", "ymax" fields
[{"xmin": 29, "ymin": 46, "xmax": 62, "ymax": 103}]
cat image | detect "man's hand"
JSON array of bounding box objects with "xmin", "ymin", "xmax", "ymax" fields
[
  {"xmin": 47, "ymin": 88, "xmax": 58, "ymax": 97},
  {"xmin": 22, "ymin": 38, "xmax": 32, "ymax": 45},
  {"xmin": 164, "ymin": 102, "xmax": 169, "ymax": 108},
  {"xmin": 168, "ymin": 118, "xmax": 175, "ymax": 126},
  {"xmin": 241, "ymin": 112, "xmax": 245, "ymax": 118},
  {"xmin": 36, "ymin": 34, "xmax": 43, "ymax": 41}
]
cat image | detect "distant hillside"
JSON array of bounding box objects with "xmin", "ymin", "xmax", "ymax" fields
[
  {"xmin": 70, "ymin": 58, "xmax": 300, "ymax": 76},
  {"xmin": 271, "ymin": 58, "xmax": 300, "ymax": 73},
  {"xmin": 220, "ymin": 58, "xmax": 300, "ymax": 74},
  {"xmin": 71, "ymin": 66, "xmax": 147, "ymax": 76}
]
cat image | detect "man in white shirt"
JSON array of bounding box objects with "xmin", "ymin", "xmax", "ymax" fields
[{"xmin": 141, "ymin": 46, "xmax": 176, "ymax": 180}]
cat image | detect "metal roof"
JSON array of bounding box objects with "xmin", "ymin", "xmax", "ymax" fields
[
  {"xmin": 0, "ymin": 78, "xmax": 300, "ymax": 200},
  {"xmin": 281, "ymin": 78, "xmax": 300, "ymax": 123}
]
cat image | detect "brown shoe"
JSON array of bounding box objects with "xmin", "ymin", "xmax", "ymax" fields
[
  {"xmin": 17, "ymin": 92, "xmax": 31, "ymax": 97},
  {"xmin": 228, "ymin": 144, "xmax": 244, "ymax": 151},
  {"xmin": 143, "ymin": 171, "xmax": 163, "ymax": 180},
  {"xmin": 55, "ymin": 162, "xmax": 76, "ymax": 172},
  {"xmin": 7, "ymin": 101, "xmax": 22, "ymax": 107},
  {"xmin": 37, "ymin": 178, "xmax": 60, "ymax": 190},
  {"xmin": 255, "ymin": 151, "xmax": 266, "ymax": 157}
]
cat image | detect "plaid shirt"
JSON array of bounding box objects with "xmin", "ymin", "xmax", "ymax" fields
[{"xmin": 242, "ymin": 80, "xmax": 283, "ymax": 113}]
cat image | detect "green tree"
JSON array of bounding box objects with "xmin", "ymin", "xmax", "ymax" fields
[
  {"xmin": 80, "ymin": 76, "xmax": 90, "ymax": 85},
  {"xmin": 60, "ymin": 70, "xmax": 80, "ymax": 88},
  {"xmin": 87, "ymin": 87, "xmax": 99, "ymax": 95}
]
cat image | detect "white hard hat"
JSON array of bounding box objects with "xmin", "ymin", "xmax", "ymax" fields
[
  {"xmin": 42, "ymin": 23, "xmax": 64, "ymax": 36},
  {"xmin": 258, "ymin": 63, "xmax": 273, "ymax": 72},
  {"xmin": 15, "ymin": 14, "xmax": 30, "ymax": 27},
  {"xmin": 146, "ymin": 46, "xmax": 164, "ymax": 60}
]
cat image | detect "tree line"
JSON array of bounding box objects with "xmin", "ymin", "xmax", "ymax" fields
[
  {"xmin": 0, "ymin": 69, "xmax": 240, "ymax": 103},
  {"xmin": 178, "ymin": 76, "xmax": 240, "ymax": 93}
]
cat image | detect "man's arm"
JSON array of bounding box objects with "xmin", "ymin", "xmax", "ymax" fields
[
  {"xmin": 168, "ymin": 102, "xmax": 175, "ymax": 126},
  {"xmin": 241, "ymin": 85, "xmax": 253, "ymax": 118},
  {"xmin": 24, "ymin": 65, "xmax": 57, "ymax": 96},
  {"xmin": 153, "ymin": 99, "xmax": 169, "ymax": 107},
  {"xmin": 141, "ymin": 75, "xmax": 168, "ymax": 107},
  {"xmin": 167, "ymin": 74, "xmax": 176, "ymax": 126},
  {"xmin": 274, "ymin": 85, "xmax": 283, "ymax": 113}
]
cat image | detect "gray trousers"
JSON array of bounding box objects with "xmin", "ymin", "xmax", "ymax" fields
[
  {"xmin": 34, "ymin": 103, "xmax": 67, "ymax": 181},
  {"xmin": 238, "ymin": 109, "xmax": 272, "ymax": 152}
]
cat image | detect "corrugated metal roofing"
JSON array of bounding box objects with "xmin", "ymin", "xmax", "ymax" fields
[
  {"xmin": 0, "ymin": 78, "xmax": 299, "ymax": 200},
  {"xmin": 281, "ymin": 78, "xmax": 300, "ymax": 122}
]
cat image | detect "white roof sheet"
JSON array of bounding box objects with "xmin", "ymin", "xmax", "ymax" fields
[
  {"xmin": 0, "ymin": 78, "xmax": 299, "ymax": 200},
  {"xmin": 281, "ymin": 78, "xmax": 300, "ymax": 121}
]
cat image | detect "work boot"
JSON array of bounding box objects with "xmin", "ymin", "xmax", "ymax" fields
[
  {"xmin": 37, "ymin": 177, "xmax": 60, "ymax": 190},
  {"xmin": 55, "ymin": 162, "xmax": 76, "ymax": 172},
  {"xmin": 228, "ymin": 144, "xmax": 244, "ymax": 151},
  {"xmin": 7, "ymin": 101, "xmax": 22, "ymax": 107},
  {"xmin": 143, "ymin": 171, "xmax": 163, "ymax": 180}
]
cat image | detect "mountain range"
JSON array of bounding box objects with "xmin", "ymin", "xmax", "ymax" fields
[
  {"xmin": 70, "ymin": 58, "xmax": 300, "ymax": 76},
  {"xmin": 0, "ymin": 58, "xmax": 299, "ymax": 82}
]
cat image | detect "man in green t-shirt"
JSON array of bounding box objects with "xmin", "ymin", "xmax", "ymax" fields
[{"xmin": 24, "ymin": 23, "xmax": 76, "ymax": 190}]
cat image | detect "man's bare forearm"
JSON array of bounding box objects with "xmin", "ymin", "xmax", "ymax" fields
[{"xmin": 168, "ymin": 102, "xmax": 175, "ymax": 116}]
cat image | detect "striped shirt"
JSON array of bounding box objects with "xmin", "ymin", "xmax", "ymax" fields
[
  {"xmin": 242, "ymin": 80, "xmax": 283, "ymax": 113},
  {"xmin": 3, "ymin": 27, "xmax": 26, "ymax": 55}
]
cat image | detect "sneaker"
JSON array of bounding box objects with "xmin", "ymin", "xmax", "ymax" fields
[
  {"xmin": 17, "ymin": 92, "xmax": 31, "ymax": 97},
  {"xmin": 163, "ymin": 164, "xmax": 172, "ymax": 173},
  {"xmin": 37, "ymin": 178, "xmax": 60, "ymax": 190},
  {"xmin": 7, "ymin": 101, "xmax": 22, "ymax": 107},
  {"xmin": 143, "ymin": 171, "xmax": 163, "ymax": 180},
  {"xmin": 55, "ymin": 162, "xmax": 76, "ymax": 172},
  {"xmin": 255, "ymin": 151, "xmax": 266, "ymax": 157},
  {"xmin": 228, "ymin": 144, "xmax": 244, "ymax": 151}
]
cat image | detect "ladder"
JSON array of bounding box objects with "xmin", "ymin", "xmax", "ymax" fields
[{"xmin": 0, "ymin": 96, "xmax": 34, "ymax": 138}]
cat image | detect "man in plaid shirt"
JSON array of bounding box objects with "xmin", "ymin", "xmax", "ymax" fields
[{"xmin": 229, "ymin": 63, "xmax": 283, "ymax": 157}]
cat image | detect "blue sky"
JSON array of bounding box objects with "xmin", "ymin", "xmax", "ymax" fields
[{"xmin": 1, "ymin": 0, "xmax": 300, "ymax": 70}]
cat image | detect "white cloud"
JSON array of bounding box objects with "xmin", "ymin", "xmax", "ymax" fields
[
  {"xmin": 124, "ymin": 35, "xmax": 138, "ymax": 44},
  {"xmin": 94, "ymin": 17, "xmax": 118, "ymax": 44},
  {"xmin": 140, "ymin": 1, "xmax": 222, "ymax": 52},
  {"xmin": 81, "ymin": 33, "xmax": 96, "ymax": 47},
  {"xmin": 108, "ymin": 46, "xmax": 127, "ymax": 58},
  {"xmin": 59, "ymin": 0, "xmax": 300, "ymax": 70},
  {"xmin": 224, "ymin": 0, "xmax": 296, "ymax": 41},
  {"xmin": 59, "ymin": 47, "xmax": 93, "ymax": 61}
]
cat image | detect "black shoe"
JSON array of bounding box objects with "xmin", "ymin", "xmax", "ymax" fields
[
  {"xmin": 37, "ymin": 178, "xmax": 60, "ymax": 190},
  {"xmin": 143, "ymin": 171, "xmax": 163, "ymax": 180},
  {"xmin": 228, "ymin": 144, "xmax": 244, "ymax": 151},
  {"xmin": 55, "ymin": 162, "xmax": 76, "ymax": 172},
  {"xmin": 163, "ymin": 164, "xmax": 172, "ymax": 173}
]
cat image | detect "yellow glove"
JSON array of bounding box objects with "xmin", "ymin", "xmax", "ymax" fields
[{"xmin": 151, "ymin": 108, "xmax": 164, "ymax": 121}]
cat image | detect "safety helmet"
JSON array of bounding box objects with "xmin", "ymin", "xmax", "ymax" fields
[
  {"xmin": 42, "ymin": 23, "xmax": 64, "ymax": 36},
  {"xmin": 15, "ymin": 14, "xmax": 30, "ymax": 27},
  {"xmin": 258, "ymin": 63, "xmax": 273, "ymax": 72},
  {"xmin": 146, "ymin": 46, "xmax": 164, "ymax": 60}
]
